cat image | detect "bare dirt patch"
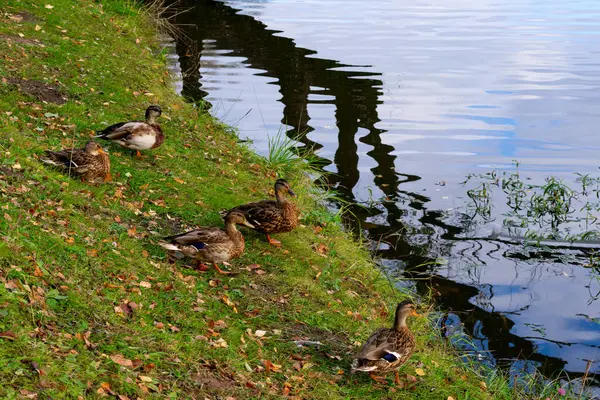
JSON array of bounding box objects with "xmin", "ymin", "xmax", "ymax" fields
[
  {"xmin": 190, "ymin": 369, "xmax": 236, "ymax": 393},
  {"xmin": 6, "ymin": 77, "xmax": 67, "ymax": 105},
  {"xmin": 5, "ymin": 11, "xmax": 39, "ymax": 23},
  {"xmin": 0, "ymin": 166, "xmax": 25, "ymax": 180},
  {"xmin": 0, "ymin": 34, "xmax": 43, "ymax": 46}
]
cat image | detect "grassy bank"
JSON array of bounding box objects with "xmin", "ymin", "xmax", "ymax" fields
[{"xmin": 0, "ymin": 1, "xmax": 544, "ymax": 398}]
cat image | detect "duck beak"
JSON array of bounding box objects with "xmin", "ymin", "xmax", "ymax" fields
[
  {"xmin": 287, "ymin": 188, "xmax": 297, "ymax": 197},
  {"xmin": 411, "ymin": 310, "xmax": 422, "ymax": 317},
  {"xmin": 242, "ymin": 221, "xmax": 255, "ymax": 229}
]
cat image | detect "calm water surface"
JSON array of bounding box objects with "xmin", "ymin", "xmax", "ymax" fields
[{"xmin": 164, "ymin": 0, "xmax": 600, "ymax": 391}]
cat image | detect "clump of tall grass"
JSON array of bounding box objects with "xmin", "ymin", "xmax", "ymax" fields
[{"xmin": 265, "ymin": 128, "xmax": 321, "ymax": 178}]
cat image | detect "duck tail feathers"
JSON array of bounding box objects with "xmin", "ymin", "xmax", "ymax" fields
[{"xmin": 157, "ymin": 240, "xmax": 180, "ymax": 251}]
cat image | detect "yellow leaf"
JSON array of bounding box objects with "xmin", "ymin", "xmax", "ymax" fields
[
  {"xmin": 448, "ymin": 397, "xmax": 455, "ymax": 400},
  {"xmin": 415, "ymin": 367, "xmax": 426, "ymax": 376},
  {"xmin": 139, "ymin": 376, "xmax": 152, "ymax": 382},
  {"xmin": 35, "ymin": 25, "xmax": 42, "ymax": 31}
]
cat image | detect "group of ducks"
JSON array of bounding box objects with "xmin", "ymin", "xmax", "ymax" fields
[{"xmin": 40, "ymin": 106, "xmax": 420, "ymax": 384}]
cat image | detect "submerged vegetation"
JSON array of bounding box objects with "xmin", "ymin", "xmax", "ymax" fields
[
  {"xmin": 0, "ymin": 0, "xmax": 594, "ymax": 399},
  {"xmin": 463, "ymin": 162, "xmax": 600, "ymax": 243}
]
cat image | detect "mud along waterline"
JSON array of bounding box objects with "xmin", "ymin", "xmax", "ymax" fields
[{"xmin": 161, "ymin": 0, "xmax": 600, "ymax": 391}]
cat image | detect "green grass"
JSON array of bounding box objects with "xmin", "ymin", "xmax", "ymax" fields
[{"xmin": 0, "ymin": 0, "xmax": 571, "ymax": 398}]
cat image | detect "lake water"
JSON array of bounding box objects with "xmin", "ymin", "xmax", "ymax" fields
[{"xmin": 163, "ymin": 0, "xmax": 600, "ymax": 393}]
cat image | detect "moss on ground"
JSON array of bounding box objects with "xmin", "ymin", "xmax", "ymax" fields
[{"xmin": 0, "ymin": 0, "xmax": 534, "ymax": 399}]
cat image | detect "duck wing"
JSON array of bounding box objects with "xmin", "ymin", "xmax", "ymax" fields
[
  {"xmin": 164, "ymin": 227, "xmax": 230, "ymax": 249},
  {"xmin": 95, "ymin": 121, "xmax": 146, "ymax": 140},
  {"xmin": 356, "ymin": 328, "xmax": 413, "ymax": 362},
  {"xmin": 43, "ymin": 149, "xmax": 89, "ymax": 172},
  {"xmin": 229, "ymin": 200, "xmax": 282, "ymax": 232}
]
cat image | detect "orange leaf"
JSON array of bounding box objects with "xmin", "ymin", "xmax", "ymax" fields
[
  {"xmin": 87, "ymin": 249, "xmax": 98, "ymax": 257},
  {"xmin": 110, "ymin": 353, "xmax": 133, "ymax": 368},
  {"xmin": 313, "ymin": 243, "xmax": 328, "ymax": 257},
  {"xmin": 33, "ymin": 265, "xmax": 44, "ymax": 277}
]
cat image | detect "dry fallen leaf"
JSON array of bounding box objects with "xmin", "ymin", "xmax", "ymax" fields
[
  {"xmin": 210, "ymin": 338, "xmax": 228, "ymax": 348},
  {"xmin": 221, "ymin": 295, "xmax": 238, "ymax": 313},
  {"xmin": 255, "ymin": 330, "xmax": 267, "ymax": 338},
  {"xmin": 262, "ymin": 359, "xmax": 282, "ymax": 373},
  {"xmin": 45, "ymin": 4, "xmax": 54, "ymax": 9},
  {"xmin": 87, "ymin": 249, "xmax": 98, "ymax": 257},
  {"xmin": 313, "ymin": 243, "xmax": 328, "ymax": 257},
  {"xmin": 110, "ymin": 353, "xmax": 133, "ymax": 368},
  {"xmin": 33, "ymin": 265, "xmax": 44, "ymax": 277},
  {"xmin": 415, "ymin": 368, "xmax": 426, "ymax": 376},
  {"xmin": 0, "ymin": 331, "xmax": 17, "ymax": 341},
  {"xmin": 139, "ymin": 281, "xmax": 151, "ymax": 288}
]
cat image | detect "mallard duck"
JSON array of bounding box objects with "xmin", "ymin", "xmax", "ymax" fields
[
  {"xmin": 158, "ymin": 211, "xmax": 254, "ymax": 274},
  {"xmin": 224, "ymin": 179, "xmax": 298, "ymax": 247},
  {"xmin": 94, "ymin": 105, "xmax": 164, "ymax": 157},
  {"xmin": 41, "ymin": 140, "xmax": 111, "ymax": 183},
  {"xmin": 351, "ymin": 300, "xmax": 419, "ymax": 384}
]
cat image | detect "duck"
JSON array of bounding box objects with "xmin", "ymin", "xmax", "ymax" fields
[
  {"xmin": 158, "ymin": 211, "xmax": 254, "ymax": 274},
  {"xmin": 41, "ymin": 140, "xmax": 111, "ymax": 183},
  {"xmin": 94, "ymin": 105, "xmax": 164, "ymax": 157},
  {"xmin": 351, "ymin": 300, "xmax": 419, "ymax": 384},
  {"xmin": 224, "ymin": 179, "xmax": 298, "ymax": 247}
]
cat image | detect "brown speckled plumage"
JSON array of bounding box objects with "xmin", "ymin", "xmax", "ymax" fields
[
  {"xmin": 42, "ymin": 140, "xmax": 110, "ymax": 183},
  {"xmin": 226, "ymin": 179, "xmax": 298, "ymax": 240},
  {"xmin": 158, "ymin": 211, "xmax": 253, "ymax": 266},
  {"xmin": 352, "ymin": 300, "xmax": 418, "ymax": 381}
]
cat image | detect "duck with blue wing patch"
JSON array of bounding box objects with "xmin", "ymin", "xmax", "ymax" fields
[
  {"xmin": 158, "ymin": 211, "xmax": 254, "ymax": 274},
  {"xmin": 351, "ymin": 300, "xmax": 420, "ymax": 385},
  {"xmin": 95, "ymin": 105, "xmax": 164, "ymax": 158}
]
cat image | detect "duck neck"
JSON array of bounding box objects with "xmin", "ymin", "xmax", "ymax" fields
[
  {"xmin": 146, "ymin": 114, "xmax": 156, "ymax": 125},
  {"xmin": 275, "ymin": 188, "xmax": 287, "ymax": 205},
  {"xmin": 225, "ymin": 222, "xmax": 242, "ymax": 242},
  {"xmin": 394, "ymin": 308, "xmax": 407, "ymax": 331}
]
